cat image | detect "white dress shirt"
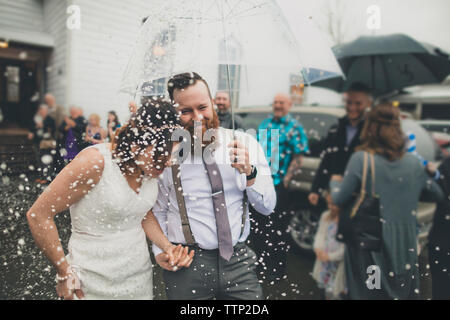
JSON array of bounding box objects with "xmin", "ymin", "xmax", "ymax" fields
[{"xmin": 152, "ymin": 127, "xmax": 276, "ymax": 256}]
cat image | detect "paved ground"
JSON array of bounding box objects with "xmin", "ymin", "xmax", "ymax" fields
[{"xmin": 0, "ymin": 173, "xmax": 432, "ymax": 300}]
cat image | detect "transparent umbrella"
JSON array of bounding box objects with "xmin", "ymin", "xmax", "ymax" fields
[{"xmin": 120, "ymin": 0, "xmax": 342, "ymax": 129}]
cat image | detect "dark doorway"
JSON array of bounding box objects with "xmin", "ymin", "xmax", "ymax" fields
[{"xmin": 0, "ymin": 58, "xmax": 38, "ymax": 129}]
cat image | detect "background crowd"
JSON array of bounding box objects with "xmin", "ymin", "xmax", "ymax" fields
[{"xmin": 27, "ymin": 94, "xmax": 121, "ymax": 185}]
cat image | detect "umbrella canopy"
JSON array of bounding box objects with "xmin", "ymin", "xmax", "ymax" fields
[
  {"xmin": 311, "ymin": 34, "xmax": 450, "ymax": 98},
  {"xmin": 119, "ymin": 0, "xmax": 341, "ymax": 109}
]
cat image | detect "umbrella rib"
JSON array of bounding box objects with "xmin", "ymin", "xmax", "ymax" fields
[
  {"xmin": 203, "ymin": 1, "xmax": 219, "ymax": 18},
  {"xmin": 225, "ymin": 1, "xmax": 270, "ymax": 20},
  {"xmin": 216, "ymin": 0, "xmax": 236, "ymax": 132},
  {"xmin": 380, "ymin": 55, "xmax": 392, "ymax": 95},
  {"xmin": 223, "ymin": 0, "xmax": 242, "ymax": 20}
]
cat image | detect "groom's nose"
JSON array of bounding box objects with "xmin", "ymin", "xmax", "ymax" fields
[{"xmin": 192, "ymin": 110, "xmax": 201, "ymax": 122}]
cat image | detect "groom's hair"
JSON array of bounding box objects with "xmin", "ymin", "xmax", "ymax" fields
[{"xmin": 167, "ymin": 72, "xmax": 212, "ymax": 101}]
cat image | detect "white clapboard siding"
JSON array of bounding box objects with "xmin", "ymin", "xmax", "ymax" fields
[
  {"xmin": 43, "ymin": 0, "xmax": 68, "ymax": 109},
  {"xmin": 69, "ymin": 0, "xmax": 155, "ymax": 125},
  {"xmin": 0, "ymin": 0, "xmax": 45, "ymax": 32}
]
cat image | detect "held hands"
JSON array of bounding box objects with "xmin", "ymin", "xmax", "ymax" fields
[{"xmin": 156, "ymin": 244, "xmax": 195, "ymax": 272}]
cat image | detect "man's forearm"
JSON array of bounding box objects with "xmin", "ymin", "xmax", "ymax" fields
[{"xmin": 285, "ymin": 154, "xmax": 302, "ymax": 178}]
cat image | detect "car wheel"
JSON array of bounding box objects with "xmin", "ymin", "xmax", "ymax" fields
[{"xmin": 289, "ymin": 208, "xmax": 321, "ymax": 252}]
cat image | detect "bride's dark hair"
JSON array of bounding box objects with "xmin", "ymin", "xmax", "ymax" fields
[{"xmin": 112, "ymin": 97, "xmax": 180, "ymax": 175}]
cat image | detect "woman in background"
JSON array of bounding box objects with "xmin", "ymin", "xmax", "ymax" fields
[
  {"xmin": 330, "ymin": 103, "xmax": 443, "ymax": 300},
  {"xmin": 107, "ymin": 111, "xmax": 121, "ymax": 142},
  {"xmin": 85, "ymin": 113, "xmax": 107, "ymax": 145}
]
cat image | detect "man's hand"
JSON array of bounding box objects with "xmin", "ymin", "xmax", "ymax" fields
[
  {"xmin": 283, "ymin": 174, "xmax": 293, "ymax": 189},
  {"xmin": 64, "ymin": 117, "xmax": 76, "ymax": 128},
  {"xmin": 308, "ymin": 193, "xmax": 319, "ymax": 206},
  {"xmin": 426, "ymin": 162, "xmax": 438, "ymax": 176},
  {"xmin": 27, "ymin": 132, "xmax": 34, "ymax": 140},
  {"xmin": 156, "ymin": 245, "xmax": 195, "ymax": 271},
  {"xmin": 228, "ymin": 140, "xmax": 252, "ymax": 176}
]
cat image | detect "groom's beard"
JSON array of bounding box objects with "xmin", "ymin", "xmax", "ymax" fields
[{"xmin": 184, "ymin": 110, "xmax": 220, "ymax": 154}]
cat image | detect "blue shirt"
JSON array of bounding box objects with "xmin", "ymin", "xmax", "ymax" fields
[
  {"xmin": 257, "ymin": 113, "xmax": 309, "ymax": 186},
  {"xmin": 346, "ymin": 125, "xmax": 358, "ymax": 146}
]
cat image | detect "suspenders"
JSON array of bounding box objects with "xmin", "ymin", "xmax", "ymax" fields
[
  {"xmin": 171, "ymin": 164, "xmax": 196, "ymax": 245},
  {"xmin": 171, "ymin": 164, "xmax": 248, "ymax": 246}
]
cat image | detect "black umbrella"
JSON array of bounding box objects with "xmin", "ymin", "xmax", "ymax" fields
[{"xmin": 311, "ymin": 34, "xmax": 450, "ymax": 98}]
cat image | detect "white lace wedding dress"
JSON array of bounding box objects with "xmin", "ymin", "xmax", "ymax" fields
[{"xmin": 66, "ymin": 143, "xmax": 158, "ymax": 300}]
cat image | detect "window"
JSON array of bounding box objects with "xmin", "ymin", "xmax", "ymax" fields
[
  {"xmin": 141, "ymin": 25, "xmax": 176, "ymax": 97},
  {"xmin": 218, "ymin": 36, "xmax": 241, "ymax": 108},
  {"xmin": 141, "ymin": 78, "xmax": 167, "ymax": 97},
  {"xmin": 6, "ymin": 66, "xmax": 20, "ymax": 102}
]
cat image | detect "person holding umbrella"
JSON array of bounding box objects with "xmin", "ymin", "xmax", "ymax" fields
[
  {"xmin": 308, "ymin": 82, "xmax": 372, "ymax": 210},
  {"xmin": 152, "ymin": 72, "xmax": 276, "ymax": 300}
]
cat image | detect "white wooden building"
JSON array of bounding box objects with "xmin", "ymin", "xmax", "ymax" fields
[
  {"xmin": 0, "ymin": 0, "xmax": 157, "ymax": 127},
  {"xmin": 0, "ymin": 0, "xmax": 328, "ymax": 129}
]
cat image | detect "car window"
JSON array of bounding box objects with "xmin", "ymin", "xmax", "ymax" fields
[
  {"xmin": 239, "ymin": 112, "xmax": 272, "ymax": 131},
  {"xmin": 421, "ymin": 123, "xmax": 450, "ymax": 134},
  {"xmin": 238, "ymin": 111, "xmax": 339, "ymax": 158},
  {"xmin": 292, "ymin": 113, "xmax": 340, "ymax": 157}
]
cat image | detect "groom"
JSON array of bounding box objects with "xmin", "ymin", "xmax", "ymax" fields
[{"xmin": 152, "ymin": 72, "xmax": 276, "ymax": 300}]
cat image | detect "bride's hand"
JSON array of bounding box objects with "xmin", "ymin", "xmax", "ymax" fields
[{"xmin": 56, "ymin": 269, "xmax": 84, "ymax": 300}]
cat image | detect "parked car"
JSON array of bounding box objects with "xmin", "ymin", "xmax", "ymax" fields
[
  {"xmin": 418, "ymin": 119, "xmax": 450, "ymax": 134},
  {"xmin": 236, "ymin": 106, "xmax": 439, "ymax": 252},
  {"xmin": 429, "ymin": 132, "xmax": 450, "ymax": 158}
]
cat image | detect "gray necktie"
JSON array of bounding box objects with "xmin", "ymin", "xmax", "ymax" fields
[{"xmin": 203, "ymin": 160, "xmax": 234, "ymax": 261}]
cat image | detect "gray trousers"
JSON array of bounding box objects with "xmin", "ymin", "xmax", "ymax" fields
[{"xmin": 163, "ymin": 242, "xmax": 263, "ymax": 300}]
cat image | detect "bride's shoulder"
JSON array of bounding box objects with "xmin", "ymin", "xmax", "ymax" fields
[
  {"xmin": 52, "ymin": 146, "xmax": 106, "ymax": 191},
  {"xmin": 70, "ymin": 146, "xmax": 106, "ymax": 175}
]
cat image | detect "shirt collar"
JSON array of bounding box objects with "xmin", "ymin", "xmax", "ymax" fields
[{"xmin": 272, "ymin": 113, "xmax": 291, "ymax": 124}]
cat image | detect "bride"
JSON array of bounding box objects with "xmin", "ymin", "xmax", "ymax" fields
[{"xmin": 26, "ymin": 98, "xmax": 194, "ymax": 300}]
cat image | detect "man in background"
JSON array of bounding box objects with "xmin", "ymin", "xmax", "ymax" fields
[
  {"xmin": 44, "ymin": 93, "xmax": 65, "ymax": 140},
  {"xmin": 254, "ymin": 93, "xmax": 309, "ymax": 282},
  {"xmin": 28, "ymin": 104, "xmax": 56, "ymax": 184},
  {"xmin": 308, "ymin": 82, "xmax": 372, "ymax": 213},
  {"xmin": 59, "ymin": 106, "xmax": 87, "ymax": 164},
  {"xmin": 215, "ymin": 91, "xmax": 244, "ymax": 130}
]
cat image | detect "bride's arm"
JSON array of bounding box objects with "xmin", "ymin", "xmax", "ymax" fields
[
  {"xmin": 26, "ymin": 148, "xmax": 104, "ymax": 279},
  {"xmin": 142, "ymin": 210, "xmax": 194, "ymax": 270},
  {"xmin": 142, "ymin": 210, "xmax": 173, "ymax": 254}
]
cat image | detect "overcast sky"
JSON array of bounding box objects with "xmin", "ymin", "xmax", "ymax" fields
[{"xmin": 277, "ymin": 0, "xmax": 450, "ymax": 52}]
